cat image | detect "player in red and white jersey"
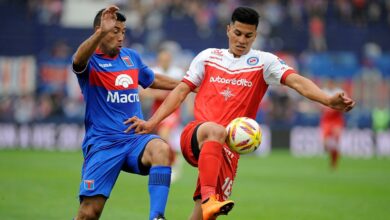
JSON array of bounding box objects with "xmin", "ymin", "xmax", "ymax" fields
[
  {"xmin": 126, "ymin": 6, "xmax": 355, "ymax": 220},
  {"xmin": 320, "ymin": 79, "xmax": 346, "ymax": 170}
]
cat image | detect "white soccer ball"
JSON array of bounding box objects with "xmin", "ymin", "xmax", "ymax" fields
[{"xmin": 226, "ymin": 117, "xmax": 262, "ymax": 154}]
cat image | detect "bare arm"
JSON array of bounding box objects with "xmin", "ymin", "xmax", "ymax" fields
[
  {"xmin": 284, "ymin": 73, "xmax": 355, "ymax": 112},
  {"xmin": 124, "ymin": 82, "xmax": 192, "ymax": 133},
  {"xmin": 72, "ymin": 6, "xmax": 119, "ymax": 72},
  {"xmin": 149, "ymin": 73, "xmax": 181, "ymax": 90},
  {"xmin": 139, "ymin": 88, "xmax": 170, "ymax": 100}
]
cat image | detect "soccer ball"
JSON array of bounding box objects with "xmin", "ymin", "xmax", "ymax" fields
[{"xmin": 226, "ymin": 117, "xmax": 262, "ymax": 154}]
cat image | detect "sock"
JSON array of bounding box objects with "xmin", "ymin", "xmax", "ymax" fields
[
  {"xmin": 148, "ymin": 166, "xmax": 171, "ymax": 220},
  {"xmin": 330, "ymin": 149, "xmax": 339, "ymax": 169},
  {"xmin": 198, "ymin": 141, "xmax": 223, "ymax": 203}
]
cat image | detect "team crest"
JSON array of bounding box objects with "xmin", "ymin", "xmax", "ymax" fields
[
  {"xmin": 247, "ymin": 57, "xmax": 259, "ymax": 66},
  {"xmin": 84, "ymin": 180, "xmax": 95, "ymax": 190},
  {"xmin": 122, "ymin": 56, "xmax": 134, "ymax": 67}
]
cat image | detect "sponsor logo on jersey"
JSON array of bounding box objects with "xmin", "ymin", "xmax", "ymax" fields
[
  {"xmin": 115, "ymin": 74, "xmax": 134, "ymax": 88},
  {"xmin": 247, "ymin": 57, "xmax": 259, "ymax": 66},
  {"xmin": 122, "ymin": 56, "xmax": 133, "ymax": 67},
  {"xmin": 98, "ymin": 63, "xmax": 112, "ymax": 68},
  {"xmin": 211, "ymin": 49, "xmax": 223, "ymax": 56},
  {"xmin": 107, "ymin": 91, "xmax": 140, "ymax": 103},
  {"xmin": 84, "ymin": 180, "xmax": 94, "ymax": 190},
  {"xmin": 210, "ymin": 76, "xmax": 253, "ymax": 87}
]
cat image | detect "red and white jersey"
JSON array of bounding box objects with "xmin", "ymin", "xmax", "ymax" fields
[{"xmin": 182, "ymin": 48, "xmax": 296, "ymax": 126}]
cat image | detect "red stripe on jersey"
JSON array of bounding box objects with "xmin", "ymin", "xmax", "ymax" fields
[
  {"xmin": 182, "ymin": 78, "xmax": 198, "ymax": 91},
  {"xmin": 280, "ymin": 69, "xmax": 296, "ymax": 84},
  {"xmin": 205, "ymin": 60, "xmax": 264, "ymax": 74},
  {"xmin": 90, "ymin": 68, "xmax": 139, "ymax": 90}
]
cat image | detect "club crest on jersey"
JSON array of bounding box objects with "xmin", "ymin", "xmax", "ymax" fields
[
  {"xmin": 247, "ymin": 57, "xmax": 259, "ymax": 66},
  {"xmin": 84, "ymin": 180, "xmax": 95, "ymax": 190},
  {"xmin": 122, "ymin": 56, "xmax": 133, "ymax": 67}
]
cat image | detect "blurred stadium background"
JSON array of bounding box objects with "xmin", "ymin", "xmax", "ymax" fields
[{"xmin": 0, "ymin": 0, "xmax": 390, "ymax": 219}]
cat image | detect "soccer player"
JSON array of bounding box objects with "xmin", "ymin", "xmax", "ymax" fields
[
  {"xmin": 125, "ymin": 6, "xmax": 355, "ymax": 220},
  {"xmin": 320, "ymin": 78, "xmax": 346, "ymax": 170},
  {"xmin": 72, "ymin": 6, "xmax": 178, "ymax": 220}
]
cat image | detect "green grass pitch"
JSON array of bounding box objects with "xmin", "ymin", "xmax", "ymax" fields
[{"xmin": 0, "ymin": 149, "xmax": 389, "ymax": 220}]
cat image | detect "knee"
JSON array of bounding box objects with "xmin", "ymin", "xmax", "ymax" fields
[
  {"xmin": 151, "ymin": 141, "xmax": 171, "ymax": 166},
  {"xmin": 77, "ymin": 206, "xmax": 102, "ymax": 220},
  {"xmin": 199, "ymin": 123, "xmax": 227, "ymax": 144}
]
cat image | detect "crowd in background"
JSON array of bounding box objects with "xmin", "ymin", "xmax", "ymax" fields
[{"xmin": 0, "ymin": 0, "xmax": 390, "ymax": 132}]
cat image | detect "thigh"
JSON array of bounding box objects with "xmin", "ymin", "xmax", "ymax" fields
[
  {"xmin": 180, "ymin": 120, "xmax": 204, "ymax": 167},
  {"xmin": 122, "ymin": 134, "xmax": 160, "ymax": 175},
  {"xmin": 141, "ymin": 137, "xmax": 171, "ymax": 166},
  {"xmin": 78, "ymin": 195, "xmax": 107, "ymax": 217}
]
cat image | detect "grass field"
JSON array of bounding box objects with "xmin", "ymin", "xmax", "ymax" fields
[{"xmin": 0, "ymin": 149, "xmax": 389, "ymax": 220}]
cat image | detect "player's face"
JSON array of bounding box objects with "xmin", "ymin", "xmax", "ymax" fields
[
  {"xmin": 100, "ymin": 21, "xmax": 126, "ymax": 57},
  {"xmin": 227, "ymin": 21, "xmax": 257, "ymax": 57}
]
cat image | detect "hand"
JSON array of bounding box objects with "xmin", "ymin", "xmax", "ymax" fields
[
  {"xmin": 100, "ymin": 5, "xmax": 119, "ymax": 34},
  {"xmin": 328, "ymin": 92, "xmax": 355, "ymax": 112},
  {"xmin": 123, "ymin": 116, "xmax": 156, "ymax": 134}
]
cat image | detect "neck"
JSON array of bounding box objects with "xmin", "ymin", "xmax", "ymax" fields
[{"xmin": 228, "ymin": 49, "xmax": 242, "ymax": 58}]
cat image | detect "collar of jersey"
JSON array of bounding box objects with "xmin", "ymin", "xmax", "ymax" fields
[
  {"xmin": 95, "ymin": 48, "xmax": 119, "ymax": 60},
  {"xmin": 227, "ymin": 48, "xmax": 252, "ymax": 59}
]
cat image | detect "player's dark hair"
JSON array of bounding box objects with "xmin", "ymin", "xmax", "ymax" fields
[
  {"xmin": 231, "ymin": 6, "xmax": 260, "ymax": 28},
  {"xmin": 93, "ymin": 9, "xmax": 126, "ymax": 28}
]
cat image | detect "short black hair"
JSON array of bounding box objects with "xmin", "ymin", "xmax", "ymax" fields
[
  {"xmin": 93, "ymin": 8, "xmax": 126, "ymax": 28},
  {"xmin": 231, "ymin": 6, "xmax": 260, "ymax": 28}
]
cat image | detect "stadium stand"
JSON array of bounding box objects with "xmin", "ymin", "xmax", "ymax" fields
[{"xmin": 0, "ymin": 0, "xmax": 389, "ymax": 131}]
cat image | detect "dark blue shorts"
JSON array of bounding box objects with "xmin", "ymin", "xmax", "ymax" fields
[{"xmin": 79, "ymin": 134, "xmax": 160, "ymax": 199}]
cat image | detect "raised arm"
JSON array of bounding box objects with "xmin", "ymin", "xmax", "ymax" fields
[
  {"xmin": 125, "ymin": 82, "xmax": 192, "ymax": 133},
  {"xmin": 72, "ymin": 6, "xmax": 119, "ymax": 72},
  {"xmin": 284, "ymin": 73, "xmax": 355, "ymax": 112}
]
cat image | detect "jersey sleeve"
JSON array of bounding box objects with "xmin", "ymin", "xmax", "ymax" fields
[
  {"xmin": 182, "ymin": 49, "xmax": 210, "ymax": 90},
  {"xmin": 134, "ymin": 52, "xmax": 155, "ymax": 89},
  {"xmin": 262, "ymin": 52, "xmax": 296, "ymax": 85},
  {"xmin": 71, "ymin": 53, "xmax": 90, "ymax": 75}
]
